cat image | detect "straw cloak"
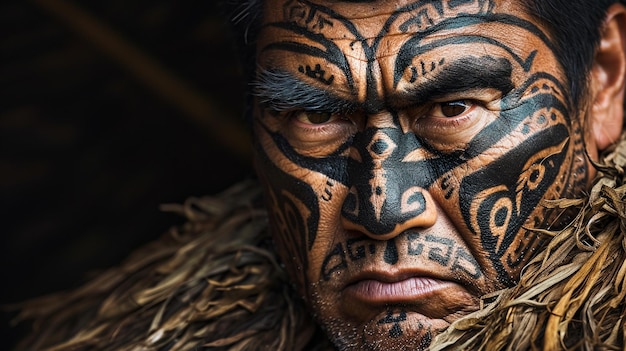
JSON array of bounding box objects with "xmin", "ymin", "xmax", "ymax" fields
[{"xmin": 12, "ymin": 135, "xmax": 626, "ymax": 350}]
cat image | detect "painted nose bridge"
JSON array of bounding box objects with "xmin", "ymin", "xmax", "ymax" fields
[{"xmin": 341, "ymin": 120, "xmax": 437, "ymax": 240}]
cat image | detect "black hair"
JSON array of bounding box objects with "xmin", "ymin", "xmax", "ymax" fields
[
  {"xmin": 526, "ymin": 0, "xmax": 625, "ymax": 107},
  {"xmin": 218, "ymin": 0, "xmax": 263, "ymax": 97},
  {"xmin": 221, "ymin": 0, "xmax": 624, "ymax": 110}
]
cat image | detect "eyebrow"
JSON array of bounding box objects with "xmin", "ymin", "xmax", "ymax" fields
[
  {"xmin": 398, "ymin": 55, "xmax": 515, "ymax": 108},
  {"xmin": 253, "ymin": 55, "xmax": 514, "ymax": 114},
  {"xmin": 252, "ymin": 68, "xmax": 359, "ymax": 113}
]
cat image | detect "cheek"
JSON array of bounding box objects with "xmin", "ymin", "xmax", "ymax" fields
[
  {"xmin": 260, "ymin": 177, "xmax": 348, "ymax": 298},
  {"xmin": 254, "ymin": 159, "xmax": 316, "ymax": 297},
  {"xmin": 253, "ymin": 127, "xmax": 350, "ymax": 296},
  {"xmin": 444, "ymin": 99, "xmax": 588, "ymax": 285},
  {"xmin": 498, "ymin": 127, "xmax": 589, "ymax": 279}
]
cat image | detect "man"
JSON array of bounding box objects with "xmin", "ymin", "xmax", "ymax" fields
[
  {"xmin": 247, "ymin": 0, "xmax": 626, "ymax": 349},
  {"xmin": 13, "ymin": 0, "xmax": 626, "ymax": 350}
]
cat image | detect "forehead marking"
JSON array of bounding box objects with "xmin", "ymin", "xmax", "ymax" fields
[{"xmin": 263, "ymin": 0, "xmax": 555, "ymax": 106}]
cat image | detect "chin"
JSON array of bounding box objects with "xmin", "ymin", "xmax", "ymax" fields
[{"xmin": 318, "ymin": 309, "xmax": 452, "ymax": 351}]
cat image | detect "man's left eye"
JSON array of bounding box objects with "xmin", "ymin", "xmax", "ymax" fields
[
  {"xmin": 296, "ymin": 111, "xmax": 334, "ymax": 124},
  {"xmin": 433, "ymin": 100, "xmax": 473, "ymax": 118}
]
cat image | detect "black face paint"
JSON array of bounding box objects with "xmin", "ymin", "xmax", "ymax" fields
[
  {"xmin": 378, "ymin": 309, "xmax": 408, "ymax": 338},
  {"xmin": 384, "ymin": 238, "xmax": 400, "ymax": 265},
  {"xmin": 254, "ymin": 1, "xmax": 589, "ymax": 350},
  {"xmin": 342, "ymin": 120, "xmax": 434, "ymax": 236},
  {"xmin": 320, "ymin": 233, "xmax": 483, "ymax": 281}
]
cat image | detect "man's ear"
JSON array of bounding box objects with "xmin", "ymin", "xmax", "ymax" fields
[{"xmin": 589, "ymin": 4, "xmax": 626, "ymax": 152}]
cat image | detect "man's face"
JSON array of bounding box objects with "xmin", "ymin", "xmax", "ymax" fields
[{"xmin": 252, "ymin": 0, "xmax": 591, "ymax": 349}]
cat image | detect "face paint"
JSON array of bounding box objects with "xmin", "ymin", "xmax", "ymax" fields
[{"xmin": 252, "ymin": 0, "xmax": 590, "ymax": 349}]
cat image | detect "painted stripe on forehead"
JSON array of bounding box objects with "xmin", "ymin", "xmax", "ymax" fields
[
  {"xmin": 377, "ymin": 0, "xmax": 494, "ymax": 47},
  {"xmin": 394, "ymin": 35, "xmax": 539, "ymax": 88},
  {"xmin": 262, "ymin": 1, "xmax": 558, "ymax": 107},
  {"xmin": 265, "ymin": 0, "xmax": 498, "ymax": 57},
  {"xmin": 393, "ymin": 15, "xmax": 557, "ymax": 87},
  {"xmin": 397, "ymin": 55, "xmax": 514, "ymax": 108},
  {"xmin": 394, "ymin": 13, "xmax": 554, "ymax": 49},
  {"xmin": 262, "ymin": 22, "xmax": 357, "ymax": 92}
]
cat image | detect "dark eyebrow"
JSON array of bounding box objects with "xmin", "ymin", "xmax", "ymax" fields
[
  {"xmin": 398, "ymin": 55, "xmax": 515, "ymax": 108},
  {"xmin": 251, "ymin": 68, "xmax": 359, "ymax": 113}
]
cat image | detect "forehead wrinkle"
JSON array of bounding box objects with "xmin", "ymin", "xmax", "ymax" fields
[
  {"xmin": 343, "ymin": 51, "xmax": 369, "ymax": 63},
  {"xmin": 373, "ymin": 31, "xmax": 451, "ymax": 61}
]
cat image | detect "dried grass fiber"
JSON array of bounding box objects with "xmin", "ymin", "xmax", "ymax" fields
[
  {"xmin": 12, "ymin": 134, "xmax": 626, "ymax": 350},
  {"xmin": 431, "ymin": 134, "xmax": 626, "ymax": 350},
  {"xmin": 11, "ymin": 181, "xmax": 331, "ymax": 351}
]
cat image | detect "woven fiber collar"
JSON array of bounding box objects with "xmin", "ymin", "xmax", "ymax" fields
[
  {"xmin": 13, "ymin": 134, "xmax": 626, "ymax": 351},
  {"xmin": 432, "ymin": 133, "xmax": 626, "ymax": 350},
  {"xmin": 12, "ymin": 180, "xmax": 331, "ymax": 351}
]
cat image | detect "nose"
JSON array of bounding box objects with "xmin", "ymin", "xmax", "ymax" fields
[{"xmin": 340, "ymin": 121, "xmax": 438, "ymax": 240}]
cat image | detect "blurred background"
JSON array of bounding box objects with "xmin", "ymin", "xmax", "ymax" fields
[{"xmin": 1, "ymin": 0, "xmax": 253, "ymax": 346}]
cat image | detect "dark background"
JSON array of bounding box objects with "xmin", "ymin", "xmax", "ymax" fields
[{"xmin": 1, "ymin": 0, "xmax": 254, "ymax": 347}]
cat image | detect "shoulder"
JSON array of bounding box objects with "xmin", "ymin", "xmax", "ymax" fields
[{"xmin": 12, "ymin": 180, "xmax": 329, "ymax": 351}]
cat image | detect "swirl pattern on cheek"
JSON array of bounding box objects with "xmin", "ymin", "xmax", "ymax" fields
[{"xmin": 255, "ymin": 148, "xmax": 323, "ymax": 291}]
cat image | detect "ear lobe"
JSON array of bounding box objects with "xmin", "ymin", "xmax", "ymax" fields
[{"xmin": 590, "ymin": 4, "xmax": 626, "ymax": 151}]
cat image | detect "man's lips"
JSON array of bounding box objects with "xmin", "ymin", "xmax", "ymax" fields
[
  {"xmin": 340, "ymin": 271, "xmax": 479, "ymax": 320},
  {"xmin": 344, "ymin": 276, "xmax": 458, "ymax": 305}
]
